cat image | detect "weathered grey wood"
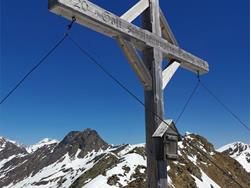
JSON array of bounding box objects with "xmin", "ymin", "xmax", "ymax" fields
[
  {"xmin": 118, "ymin": 4, "xmax": 152, "ymax": 90},
  {"xmin": 159, "ymin": 9, "xmax": 178, "ymax": 46},
  {"xmin": 117, "ymin": 37, "xmax": 152, "ymax": 90},
  {"xmin": 120, "ymin": 0, "xmax": 149, "ymax": 23},
  {"xmin": 142, "ymin": 0, "xmax": 167, "ymax": 187},
  {"xmin": 162, "ymin": 61, "xmax": 180, "ymax": 89},
  {"xmin": 48, "ymin": 0, "xmax": 209, "ymax": 74}
]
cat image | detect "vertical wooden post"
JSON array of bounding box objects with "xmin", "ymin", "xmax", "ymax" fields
[{"xmin": 142, "ymin": 0, "xmax": 168, "ymax": 188}]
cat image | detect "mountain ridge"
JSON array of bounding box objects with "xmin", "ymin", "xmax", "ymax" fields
[{"xmin": 0, "ymin": 129, "xmax": 249, "ymax": 188}]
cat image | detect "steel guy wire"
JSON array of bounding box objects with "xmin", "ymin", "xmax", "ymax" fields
[
  {"xmin": 199, "ymin": 80, "xmax": 249, "ymax": 131},
  {"xmin": 175, "ymin": 80, "xmax": 200, "ymax": 124},
  {"xmin": 0, "ymin": 17, "xmax": 76, "ymax": 105}
]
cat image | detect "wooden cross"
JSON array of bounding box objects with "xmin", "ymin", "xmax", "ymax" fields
[{"xmin": 48, "ymin": 0, "xmax": 209, "ymax": 187}]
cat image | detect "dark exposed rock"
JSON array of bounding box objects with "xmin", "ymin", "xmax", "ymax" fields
[
  {"xmin": 32, "ymin": 180, "xmax": 49, "ymax": 186},
  {"xmin": 130, "ymin": 165, "xmax": 146, "ymax": 180},
  {"xmin": 122, "ymin": 165, "xmax": 131, "ymax": 175},
  {"xmin": 107, "ymin": 175, "xmax": 121, "ymax": 186},
  {"xmin": 57, "ymin": 128, "xmax": 109, "ymax": 158}
]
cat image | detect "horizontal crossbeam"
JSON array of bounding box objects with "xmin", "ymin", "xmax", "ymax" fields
[{"xmin": 49, "ymin": 0, "xmax": 209, "ymax": 74}]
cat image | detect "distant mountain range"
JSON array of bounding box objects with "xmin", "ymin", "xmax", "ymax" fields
[{"xmin": 0, "ymin": 129, "xmax": 249, "ymax": 188}]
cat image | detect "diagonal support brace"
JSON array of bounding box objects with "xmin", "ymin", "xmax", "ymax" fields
[
  {"xmin": 162, "ymin": 61, "xmax": 180, "ymax": 89},
  {"xmin": 159, "ymin": 9, "xmax": 178, "ymax": 46},
  {"xmin": 120, "ymin": 0, "xmax": 149, "ymax": 23},
  {"xmin": 117, "ymin": 37, "xmax": 152, "ymax": 90}
]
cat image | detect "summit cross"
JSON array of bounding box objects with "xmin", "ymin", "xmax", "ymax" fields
[{"xmin": 48, "ymin": 0, "xmax": 209, "ymax": 187}]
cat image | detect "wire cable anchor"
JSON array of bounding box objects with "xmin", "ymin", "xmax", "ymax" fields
[
  {"xmin": 65, "ymin": 16, "xmax": 76, "ymax": 35},
  {"xmin": 68, "ymin": 16, "xmax": 76, "ymax": 29}
]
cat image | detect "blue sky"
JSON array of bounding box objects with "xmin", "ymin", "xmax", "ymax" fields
[{"xmin": 0, "ymin": 0, "xmax": 249, "ymax": 148}]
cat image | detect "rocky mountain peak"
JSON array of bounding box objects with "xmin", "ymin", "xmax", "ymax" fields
[
  {"xmin": 57, "ymin": 128, "xmax": 109, "ymax": 157},
  {"xmin": 59, "ymin": 129, "xmax": 106, "ymax": 146}
]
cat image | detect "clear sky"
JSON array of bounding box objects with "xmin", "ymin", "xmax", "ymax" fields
[{"xmin": 0, "ymin": 0, "xmax": 249, "ymax": 148}]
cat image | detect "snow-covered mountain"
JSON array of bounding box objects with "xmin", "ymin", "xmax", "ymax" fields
[
  {"xmin": 217, "ymin": 142, "xmax": 250, "ymax": 173},
  {"xmin": 0, "ymin": 137, "xmax": 24, "ymax": 152},
  {"xmin": 0, "ymin": 136, "xmax": 27, "ymax": 159},
  {"xmin": 0, "ymin": 129, "xmax": 249, "ymax": 188},
  {"xmin": 26, "ymin": 138, "xmax": 59, "ymax": 153}
]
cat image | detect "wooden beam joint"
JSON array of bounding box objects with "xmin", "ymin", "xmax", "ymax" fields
[{"xmin": 117, "ymin": 37, "xmax": 152, "ymax": 90}]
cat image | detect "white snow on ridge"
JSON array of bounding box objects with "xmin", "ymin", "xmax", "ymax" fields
[
  {"xmin": 217, "ymin": 142, "xmax": 250, "ymax": 172},
  {"xmin": 235, "ymin": 154, "xmax": 250, "ymax": 173},
  {"xmin": 106, "ymin": 153, "xmax": 146, "ymax": 186},
  {"xmin": 115, "ymin": 143, "xmax": 145, "ymax": 157},
  {"xmin": 3, "ymin": 149, "xmax": 106, "ymax": 188},
  {"xmin": 217, "ymin": 141, "xmax": 249, "ymax": 152},
  {"xmin": 85, "ymin": 144, "xmax": 146, "ymax": 188},
  {"xmin": 26, "ymin": 138, "xmax": 59, "ymax": 153},
  {"xmin": 3, "ymin": 145, "xmax": 142, "ymax": 188}
]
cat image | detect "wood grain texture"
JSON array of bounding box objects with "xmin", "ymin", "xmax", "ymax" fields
[{"xmin": 49, "ymin": 0, "xmax": 209, "ymax": 74}]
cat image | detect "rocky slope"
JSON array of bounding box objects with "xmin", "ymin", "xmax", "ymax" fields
[{"xmin": 0, "ymin": 130, "xmax": 249, "ymax": 188}]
